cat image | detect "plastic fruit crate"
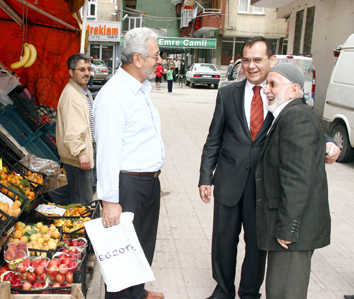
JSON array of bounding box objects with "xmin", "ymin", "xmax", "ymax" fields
[
  {"xmin": 8, "ymin": 85, "xmax": 44, "ymax": 131},
  {"xmin": 0, "ymin": 105, "xmax": 34, "ymax": 146},
  {"xmin": 24, "ymin": 130, "xmax": 60, "ymax": 164},
  {"xmin": 0, "ymin": 156, "xmax": 47, "ymax": 215}
]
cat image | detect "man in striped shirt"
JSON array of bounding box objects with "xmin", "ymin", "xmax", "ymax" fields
[{"xmin": 47, "ymin": 53, "xmax": 95, "ymax": 206}]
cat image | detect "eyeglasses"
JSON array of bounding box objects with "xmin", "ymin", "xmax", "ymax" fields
[
  {"xmin": 145, "ymin": 51, "xmax": 160, "ymax": 61},
  {"xmin": 265, "ymin": 81, "xmax": 293, "ymax": 88},
  {"xmin": 241, "ymin": 57, "xmax": 269, "ymax": 65},
  {"xmin": 73, "ymin": 67, "xmax": 92, "ymax": 72}
]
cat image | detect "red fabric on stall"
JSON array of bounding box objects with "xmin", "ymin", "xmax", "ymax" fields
[{"xmin": 0, "ymin": 0, "xmax": 83, "ymax": 109}]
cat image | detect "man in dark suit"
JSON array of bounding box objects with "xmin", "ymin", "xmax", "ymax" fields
[
  {"xmin": 256, "ymin": 63, "xmax": 331, "ymax": 298},
  {"xmin": 198, "ymin": 37, "xmax": 339, "ymax": 299}
]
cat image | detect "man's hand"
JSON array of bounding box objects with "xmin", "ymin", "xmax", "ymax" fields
[
  {"xmin": 277, "ymin": 238, "xmax": 292, "ymax": 249},
  {"xmin": 101, "ymin": 201, "xmax": 122, "ymax": 228},
  {"xmin": 326, "ymin": 143, "xmax": 340, "ymax": 164},
  {"xmin": 79, "ymin": 154, "xmax": 91, "ymax": 170},
  {"xmin": 199, "ymin": 185, "xmax": 212, "ymax": 204}
]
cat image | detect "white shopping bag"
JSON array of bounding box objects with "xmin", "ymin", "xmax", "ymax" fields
[{"xmin": 84, "ymin": 212, "xmax": 155, "ymax": 292}]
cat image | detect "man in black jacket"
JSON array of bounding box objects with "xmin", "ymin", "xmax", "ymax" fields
[{"xmin": 199, "ymin": 37, "xmax": 339, "ymax": 299}]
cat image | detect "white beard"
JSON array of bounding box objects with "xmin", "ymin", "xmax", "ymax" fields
[
  {"xmin": 142, "ymin": 65, "xmax": 155, "ymax": 80},
  {"xmin": 268, "ymin": 88, "xmax": 288, "ymax": 113}
]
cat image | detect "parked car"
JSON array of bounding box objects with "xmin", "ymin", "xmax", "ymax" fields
[
  {"xmin": 322, "ymin": 33, "xmax": 354, "ymax": 162},
  {"xmin": 226, "ymin": 55, "xmax": 316, "ymax": 107},
  {"xmin": 92, "ymin": 59, "xmax": 109, "ymax": 84},
  {"xmin": 185, "ymin": 63, "xmax": 220, "ymax": 89}
]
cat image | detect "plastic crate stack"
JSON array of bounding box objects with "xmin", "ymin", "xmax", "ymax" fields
[{"xmin": 0, "ymin": 85, "xmax": 59, "ymax": 163}]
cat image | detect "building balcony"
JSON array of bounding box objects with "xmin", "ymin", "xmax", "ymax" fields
[{"xmin": 193, "ymin": 11, "xmax": 220, "ymax": 37}]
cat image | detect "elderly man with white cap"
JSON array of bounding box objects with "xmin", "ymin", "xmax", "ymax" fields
[{"xmin": 255, "ymin": 63, "xmax": 331, "ymax": 299}]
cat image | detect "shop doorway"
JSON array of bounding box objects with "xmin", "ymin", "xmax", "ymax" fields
[{"xmin": 89, "ymin": 44, "xmax": 115, "ymax": 71}]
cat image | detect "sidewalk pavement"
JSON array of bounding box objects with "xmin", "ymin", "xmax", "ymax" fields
[{"xmin": 87, "ymin": 83, "xmax": 354, "ymax": 299}]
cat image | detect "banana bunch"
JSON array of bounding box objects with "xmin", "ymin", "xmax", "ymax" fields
[{"xmin": 11, "ymin": 43, "xmax": 37, "ymax": 69}]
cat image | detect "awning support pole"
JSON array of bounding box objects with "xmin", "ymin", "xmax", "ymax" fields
[{"xmin": 16, "ymin": 0, "xmax": 79, "ymax": 31}]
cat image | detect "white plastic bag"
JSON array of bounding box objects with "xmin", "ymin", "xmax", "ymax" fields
[{"xmin": 84, "ymin": 213, "xmax": 155, "ymax": 292}]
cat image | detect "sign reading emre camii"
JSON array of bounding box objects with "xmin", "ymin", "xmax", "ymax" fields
[
  {"xmin": 87, "ymin": 21, "xmax": 121, "ymax": 42},
  {"xmin": 158, "ymin": 37, "xmax": 216, "ymax": 49}
]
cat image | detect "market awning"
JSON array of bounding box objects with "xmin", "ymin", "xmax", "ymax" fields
[{"xmin": 0, "ymin": 0, "xmax": 84, "ymax": 109}]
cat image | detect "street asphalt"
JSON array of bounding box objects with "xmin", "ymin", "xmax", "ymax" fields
[{"xmin": 86, "ymin": 72, "xmax": 354, "ymax": 299}]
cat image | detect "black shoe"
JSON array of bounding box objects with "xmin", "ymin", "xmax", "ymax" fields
[{"xmin": 344, "ymin": 296, "xmax": 354, "ymax": 299}]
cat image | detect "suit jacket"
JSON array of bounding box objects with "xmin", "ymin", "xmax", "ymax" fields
[
  {"xmin": 255, "ymin": 98, "xmax": 331, "ymax": 251},
  {"xmin": 199, "ymin": 80, "xmax": 273, "ymax": 207}
]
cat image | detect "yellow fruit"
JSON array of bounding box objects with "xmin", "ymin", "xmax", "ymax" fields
[
  {"xmin": 47, "ymin": 230, "xmax": 54, "ymax": 237},
  {"xmin": 13, "ymin": 230, "xmax": 22, "ymax": 239},
  {"xmin": 50, "ymin": 225, "xmax": 56, "ymax": 232},
  {"xmin": 20, "ymin": 236, "xmax": 28, "ymax": 243},
  {"xmin": 43, "ymin": 234, "xmax": 50, "ymax": 241},
  {"xmin": 24, "ymin": 225, "xmax": 32, "ymax": 231},
  {"xmin": 36, "ymin": 222, "xmax": 43, "ymax": 229},
  {"xmin": 37, "ymin": 237, "xmax": 44, "ymax": 244},
  {"xmin": 53, "ymin": 230, "xmax": 60, "ymax": 239},
  {"xmin": 41, "ymin": 226, "xmax": 49, "ymax": 233},
  {"xmin": 30, "ymin": 234, "xmax": 38, "ymax": 242},
  {"xmin": 48, "ymin": 241, "xmax": 56, "ymax": 250}
]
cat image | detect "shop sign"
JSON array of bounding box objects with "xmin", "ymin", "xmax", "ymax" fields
[
  {"xmin": 87, "ymin": 21, "xmax": 121, "ymax": 42},
  {"xmin": 158, "ymin": 37, "xmax": 216, "ymax": 49}
]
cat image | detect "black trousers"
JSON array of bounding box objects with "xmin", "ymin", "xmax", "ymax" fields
[
  {"xmin": 167, "ymin": 80, "xmax": 173, "ymax": 92},
  {"xmin": 211, "ymin": 172, "xmax": 266, "ymax": 299},
  {"xmin": 105, "ymin": 172, "xmax": 161, "ymax": 299}
]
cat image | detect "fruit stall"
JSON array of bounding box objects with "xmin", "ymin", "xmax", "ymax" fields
[{"xmin": 0, "ymin": 155, "xmax": 100, "ymax": 296}]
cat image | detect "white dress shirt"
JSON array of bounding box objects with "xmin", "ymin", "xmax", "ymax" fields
[
  {"xmin": 93, "ymin": 67, "xmax": 165, "ymax": 203},
  {"xmin": 244, "ymin": 80, "xmax": 269, "ymax": 129}
]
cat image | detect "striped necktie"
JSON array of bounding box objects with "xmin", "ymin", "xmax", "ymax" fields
[{"xmin": 250, "ymin": 85, "xmax": 263, "ymax": 141}]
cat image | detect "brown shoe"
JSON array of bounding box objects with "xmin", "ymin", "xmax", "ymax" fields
[{"xmin": 142, "ymin": 290, "xmax": 165, "ymax": 299}]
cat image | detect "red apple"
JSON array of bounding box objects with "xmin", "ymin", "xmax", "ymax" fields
[
  {"xmin": 32, "ymin": 281, "xmax": 42, "ymax": 289},
  {"xmin": 34, "ymin": 265, "xmax": 45, "ymax": 275},
  {"xmin": 46, "ymin": 265, "xmax": 59, "ymax": 276},
  {"xmin": 48, "ymin": 258, "xmax": 60, "ymax": 267},
  {"xmin": 66, "ymin": 271, "xmax": 74, "ymax": 283},
  {"xmin": 59, "ymin": 253, "xmax": 68, "ymax": 259},
  {"xmin": 77, "ymin": 240, "xmax": 86, "ymax": 246},
  {"xmin": 63, "ymin": 240, "xmax": 71, "ymax": 246},
  {"xmin": 59, "ymin": 264, "xmax": 69, "ymax": 275},
  {"xmin": 71, "ymin": 240, "xmax": 78, "ymax": 246},
  {"xmin": 22, "ymin": 281, "xmax": 32, "ymax": 290},
  {"xmin": 0, "ymin": 265, "xmax": 10, "ymax": 275},
  {"xmin": 3, "ymin": 272, "xmax": 15, "ymax": 282},
  {"xmin": 17, "ymin": 261, "xmax": 27, "ymax": 273},
  {"xmin": 27, "ymin": 272, "xmax": 37, "ymax": 283},
  {"xmin": 48, "ymin": 274, "xmax": 57, "ymax": 282},
  {"xmin": 40, "ymin": 259, "xmax": 49, "ymax": 267},
  {"xmin": 56, "ymin": 273, "xmax": 65, "ymax": 283},
  {"xmin": 64, "ymin": 283, "xmax": 72, "ymax": 286},
  {"xmin": 52, "ymin": 282, "xmax": 61, "ymax": 288},
  {"xmin": 68, "ymin": 260, "xmax": 78, "ymax": 272},
  {"xmin": 60, "ymin": 256, "xmax": 70, "ymax": 266},
  {"xmin": 11, "ymin": 278, "xmax": 21, "ymax": 289},
  {"xmin": 37, "ymin": 273, "xmax": 47, "ymax": 281}
]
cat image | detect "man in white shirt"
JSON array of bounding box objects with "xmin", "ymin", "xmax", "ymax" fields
[{"xmin": 93, "ymin": 27, "xmax": 165, "ymax": 299}]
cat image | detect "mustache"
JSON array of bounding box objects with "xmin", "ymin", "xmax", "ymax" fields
[{"xmin": 83, "ymin": 75, "xmax": 89, "ymax": 79}]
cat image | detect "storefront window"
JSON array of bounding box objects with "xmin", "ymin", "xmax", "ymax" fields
[{"xmin": 102, "ymin": 45, "xmax": 113, "ymax": 70}]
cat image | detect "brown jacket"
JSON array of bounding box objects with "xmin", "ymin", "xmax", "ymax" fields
[{"xmin": 56, "ymin": 79, "xmax": 94, "ymax": 168}]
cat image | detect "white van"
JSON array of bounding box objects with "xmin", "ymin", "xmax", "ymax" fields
[
  {"xmin": 227, "ymin": 55, "xmax": 316, "ymax": 107},
  {"xmin": 322, "ymin": 34, "xmax": 354, "ymax": 162}
]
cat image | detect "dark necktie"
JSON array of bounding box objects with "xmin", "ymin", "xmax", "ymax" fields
[{"xmin": 250, "ymin": 85, "xmax": 264, "ymax": 141}]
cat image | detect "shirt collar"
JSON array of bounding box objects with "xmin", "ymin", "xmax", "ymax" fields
[
  {"xmin": 246, "ymin": 80, "xmax": 266, "ymax": 94},
  {"xmin": 272, "ymin": 98, "xmax": 296, "ymax": 120},
  {"xmin": 117, "ymin": 67, "xmax": 152, "ymax": 96},
  {"xmin": 70, "ymin": 78, "xmax": 89, "ymax": 96}
]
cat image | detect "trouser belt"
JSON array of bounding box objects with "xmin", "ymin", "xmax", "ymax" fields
[{"xmin": 120, "ymin": 170, "xmax": 161, "ymax": 178}]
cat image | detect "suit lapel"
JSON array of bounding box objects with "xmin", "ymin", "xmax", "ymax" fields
[
  {"xmin": 233, "ymin": 80, "xmax": 250, "ymax": 138},
  {"xmin": 258, "ymin": 98, "xmax": 303, "ymax": 160}
]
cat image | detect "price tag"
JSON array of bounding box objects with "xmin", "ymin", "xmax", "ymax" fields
[
  {"xmin": 0, "ymin": 192, "xmax": 14, "ymax": 206},
  {"xmin": 35, "ymin": 204, "xmax": 66, "ymax": 216},
  {"xmin": 0, "ymin": 158, "xmax": 2, "ymax": 172}
]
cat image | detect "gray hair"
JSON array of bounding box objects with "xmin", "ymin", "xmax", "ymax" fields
[{"xmin": 121, "ymin": 27, "xmax": 158, "ymax": 65}]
